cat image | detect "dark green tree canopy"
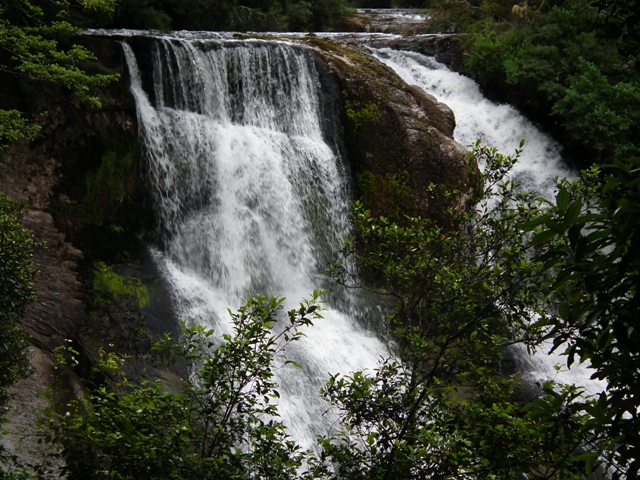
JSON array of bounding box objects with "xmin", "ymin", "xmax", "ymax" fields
[
  {"xmin": 524, "ymin": 157, "xmax": 640, "ymax": 478},
  {"xmin": 0, "ymin": 0, "xmax": 120, "ymax": 148},
  {"xmin": 437, "ymin": 0, "xmax": 640, "ymax": 166}
]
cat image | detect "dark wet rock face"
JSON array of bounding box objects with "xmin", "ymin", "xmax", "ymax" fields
[
  {"xmin": 21, "ymin": 210, "xmax": 86, "ymax": 350},
  {"xmin": 0, "ymin": 37, "xmax": 183, "ymax": 464}
]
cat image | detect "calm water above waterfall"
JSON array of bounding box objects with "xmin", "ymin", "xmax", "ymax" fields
[{"xmin": 122, "ymin": 36, "xmax": 388, "ymax": 449}]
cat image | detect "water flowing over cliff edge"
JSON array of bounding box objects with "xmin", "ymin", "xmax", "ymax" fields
[
  {"xmin": 121, "ymin": 35, "xmax": 395, "ymax": 448},
  {"xmin": 1, "ymin": 22, "xmax": 605, "ymax": 462},
  {"xmin": 121, "ymin": 32, "xmax": 603, "ymax": 445}
]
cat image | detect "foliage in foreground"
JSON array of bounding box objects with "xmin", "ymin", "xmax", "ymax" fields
[
  {"xmin": 1, "ymin": 135, "xmax": 636, "ymax": 479},
  {"xmin": 523, "ymin": 157, "xmax": 640, "ymax": 478},
  {"xmin": 0, "ymin": 194, "xmax": 36, "ymax": 409},
  {"xmin": 0, "ymin": 193, "xmax": 38, "ymax": 478},
  {"xmin": 4, "ymin": 140, "xmax": 638, "ymax": 479},
  {"xmin": 329, "ymin": 147, "xmax": 640, "ymax": 479},
  {"xmin": 33, "ymin": 145, "xmax": 603, "ymax": 480},
  {"xmin": 39, "ymin": 293, "xmax": 323, "ymax": 479},
  {"xmin": 0, "ymin": 0, "xmax": 120, "ymax": 149},
  {"xmin": 322, "ymin": 143, "xmax": 592, "ymax": 479}
]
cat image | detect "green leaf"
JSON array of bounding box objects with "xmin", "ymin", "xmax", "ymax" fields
[
  {"xmin": 531, "ymin": 229, "xmax": 557, "ymax": 245},
  {"xmin": 563, "ymin": 199, "xmax": 583, "ymax": 226},
  {"xmin": 519, "ymin": 213, "xmax": 552, "ymax": 231},
  {"xmin": 556, "ymin": 188, "xmax": 570, "ymax": 213}
]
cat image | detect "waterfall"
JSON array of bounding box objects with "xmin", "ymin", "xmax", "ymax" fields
[
  {"xmin": 373, "ymin": 49, "xmax": 572, "ymax": 198},
  {"xmin": 118, "ymin": 30, "xmax": 606, "ymax": 453},
  {"xmin": 121, "ymin": 35, "xmax": 388, "ymax": 449},
  {"xmin": 373, "ymin": 47, "xmax": 605, "ymax": 396}
]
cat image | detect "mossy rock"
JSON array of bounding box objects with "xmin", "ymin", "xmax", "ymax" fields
[
  {"xmin": 303, "ymin": 38, "xmax": 476, "ymax": 219},
  {"xmin": 80, "ymin": 256, "xmax": 185, "ymax": 386}
]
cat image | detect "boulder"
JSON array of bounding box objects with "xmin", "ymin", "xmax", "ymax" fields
[{"xmin": 304, "ymin": 37, "xmax": 474, "ymax": 218}]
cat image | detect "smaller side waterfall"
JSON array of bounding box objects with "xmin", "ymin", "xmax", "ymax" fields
[
  {"xmin": 122, "ymin": 36, "xmax": 389, "ymax": 450},
  {"xmin": 374, "ymin": 47, "xmax": 606, "ymax": 397},
  {"xmin": 373, "ymin": 49, "xmax": 572, "ymax": 198}
]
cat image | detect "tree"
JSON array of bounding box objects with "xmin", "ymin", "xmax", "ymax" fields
[
  {"xmin": 0, "ymin": 0, "xmax": 120, "ymax": 149},
  {"xmin": 0, "ymin": 194, "xmax": 36, "ymax": 410},
  {"xmin": 109, "ymin": 0, "xmax": 348, "ymax": 32},
  {"xmin": 349, "ymin": 0, "xmax": 392, "ymax": 7},
  {"xmin": 318, "ymin": 143, "xmax": 590, "ymax": 479},
  {"xmin": 523, "ymin": 157, "xmax": 640, "ymax": 478},
  {"xmin": 0, "ymin": 193, "xmax": 38, "ymax": 478},
  {"xmin": 460, "ymin": 0, "xmax": 640, "ymax": 165},
  {"xmin": 39, "ymin": 293, "xmax": 324, "ymax": 479},
  {"xmin": 589, "ymin": 0, "xmax": 640, "ymax": 56}
]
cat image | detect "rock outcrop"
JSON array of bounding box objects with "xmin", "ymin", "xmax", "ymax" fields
[
  {"xmin": 336, "ymin": 9, "xmax": 432, "ymax": 35},
  {"xmin": 349, "ymin": 34, "xmax": 466, "ymax": 74},
  {"xmin": 304, "ymin": 37, "xmax": 473, "ymax": 218},
  {"xmin": 0, "ymin": 36, "xmax": 180, "ymax": 464}
]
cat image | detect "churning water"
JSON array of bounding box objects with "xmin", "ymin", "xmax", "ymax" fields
[
  {"xmin": 373, "ymin": 49, "xmax": 573, "ymax": 198},
  {"xmin": 122, "ymin": 36, "xmax": 388, "ymax": 448}
]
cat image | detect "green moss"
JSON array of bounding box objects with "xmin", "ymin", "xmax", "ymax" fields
[
  {"xmin": 82, "ymin": 150, "xmax": 134, "ymax": 225},
  {"xmin": 343, "ymin": 90, "xmax": 384, "ymax": 131},
  {"xmin": 303, "ymin": 37, "xmax": 394, "ymax": 82},
  {"xmin": 358, "ymin": 170, "xmax": 411, "ymax": 220},
  {"xmin": 47, "ymin": 129, "xmax": 144, "ymax": 262},
  {"xmin": 93, "ymin": 261, "xmax": 150, "ymax": 309}
]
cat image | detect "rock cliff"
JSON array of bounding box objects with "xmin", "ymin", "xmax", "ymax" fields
[{"xmin": 0, "ymin": 36, "xmax": 179, "ymax": 463}]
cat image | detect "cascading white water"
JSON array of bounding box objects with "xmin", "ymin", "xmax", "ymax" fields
[
  {"xmin": 121, "ymin": 36, "xmax": 388, "ymax": 449},
  {"xmin": 373, "ymin": 49, "xmax": 572, "ymax": 198},
  {"xmin": 118, "ymin": 29, "xmax": 605, "ymax": 452},
  {"xmin": 374, "ymin": 47, "xmax": 605, "ymax": 396}
]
